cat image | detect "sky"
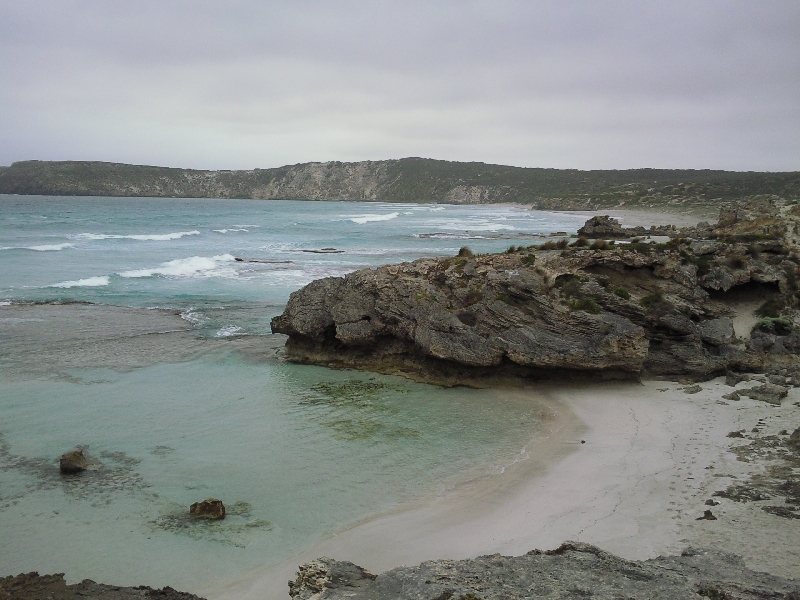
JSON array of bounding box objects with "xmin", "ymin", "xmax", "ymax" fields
[{"xmin": 0, "ymin": 1, "xmax": 798, "ymax": 171}]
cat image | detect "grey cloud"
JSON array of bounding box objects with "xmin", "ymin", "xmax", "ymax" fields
[{"xmin": 0, "ymin": 0, "xmax": 797, "ymax": 170}]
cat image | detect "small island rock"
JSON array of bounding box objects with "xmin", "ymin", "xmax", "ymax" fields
[
  {"xmin": 59, "ymin": 449, "xmax": 89, "ymax": 474},
  {"xmin": 190, "ymin": 498, "xmax": 226, "ymax": 520}
]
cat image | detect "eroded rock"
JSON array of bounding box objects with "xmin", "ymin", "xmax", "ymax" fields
[
  {"xmin": 59, "ymin": 450, "xmax": 88, "ymax": 474},
  {"xmin": 189, "ymin": 498, "xmax": 225, "ymax": 520}
]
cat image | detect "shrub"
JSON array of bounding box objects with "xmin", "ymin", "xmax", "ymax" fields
[
  {"xmin": 569, "ymin": 298, "xmax": 601, "ymax": 314},
  {"xmin": 639, "ymin": 290, "xmax": 663, "ymax": 308},
  {"xmin": 755, "ymin": 316, "xmax": 793, "ymax": 335},
  {"xmin": 506, "ymin": 245, "xmax": 517, "ymax": 254},
  {"xmin": 556, "ymin": 239, "xmax": 569, "ymax": 249},
  {"xmin": 590, "ymin": 240, "xmax": 609, "ymax": 250},
  {"xmin": 540, "ymin": 240, "xmax": 558, "ymax": 250},
  {"xmin": 612, "ymin": 287, "xmax": 631, "ymax": 300},
  {"xmin": 522, "ymin": 253, "xmax": 536, "ymax": 265},
  {"xmin": 457, "ymin": 246, "xmax": 473, "ymax": 257},
  {"xmin": 571, "ymin": 236, "xmax": 590, "ymax": 247}
]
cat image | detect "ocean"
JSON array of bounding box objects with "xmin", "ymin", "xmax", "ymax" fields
[{"xmin": 0, "ymin": 195, "xmax": 586, "ymax": 591}]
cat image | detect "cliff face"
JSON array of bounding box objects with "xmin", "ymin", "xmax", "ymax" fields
[
  {"xmin": 272, "ymin": 198, "xmax": 800, "ymax": 385},
  {"xmin": 1, "ymin": 158, "xmax": 798, "ymax": 209}
]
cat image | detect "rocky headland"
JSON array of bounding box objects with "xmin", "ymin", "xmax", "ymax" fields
[
  {"xmin": 1, "ymin": 159, "xmax": 797, "ymax": 213},
  {"xmin": 272, "ymin": 197, "xmax": 800, "ymax": 386}
]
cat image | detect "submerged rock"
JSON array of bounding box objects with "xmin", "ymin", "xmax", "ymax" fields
[
  {"xmin": 59, "ymin": 449, "xmax": 88, "ymax": 474},
  {"xmin": 189, "ymin": 498, "xmax": 226, "ymax": 520}
]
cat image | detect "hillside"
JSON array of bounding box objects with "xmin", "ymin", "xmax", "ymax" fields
[{"xmin": 0, "ymin": 158, "xmax": 798, "ymax": 211}]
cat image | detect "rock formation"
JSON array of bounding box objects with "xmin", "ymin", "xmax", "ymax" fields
[
  {"xmin": 287, "ymin": 542, "xmax": 799, "ymax": 600},
  {"xmin": 272, "ymin": 198, "xmax": 800, "ymax": 385},
  {"xmin": 0, "ymin": 572, "xmax": 204, "ymax": 600},
  {"xmin": 59, "ymin": 449, "xmax": 88, "ymax": 474},
  {"xmin": 189, "ymin": 498, "xmax": 225, "ymax": 520},
  {"xmin": 576, "ymin": 215, "xmax": 626, "ymax": 238}
]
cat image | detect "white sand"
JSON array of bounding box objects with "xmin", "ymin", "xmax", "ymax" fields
[{"xmin": 206, "ymin": 379, "xmax": 800, "ymax": 600}]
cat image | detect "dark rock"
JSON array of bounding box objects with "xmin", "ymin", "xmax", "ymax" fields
[
  {"xmin": 722, "ymin": 392, "xmax": 741, "ymax": 401},
  {"xmin": 577, "ymin": 215, "xmax": 627, "ymax": 238},
  {"xmin": 697, "ymin": 509, "xmax": 718, "ymax": 520},
  {"xmin": 0, "ymin": 572, "xmax": 205, "ymax": 600},
  {"xmin": 788, "ymin": 428, "xmax": 800, "ymax": 452},
  {"xmin": 726, "ymin": 372, "xmax": 750, "ymax": 386},
  {"xmin": 189, "ymin": 498, "xmax": 225, "ymax": 520},
  {"xmin": 762, "ymin": 506, "xmax": 800, "ymax": 519},
  {"xmin": 705, "ymin": 499, "xmax": 721, "ymax": 506},
  {"xmin": 683, "ymin": 384, "xmax": 703, "ymax": 394},
  {"xmin": 738, "ymin": 383, "xmax": 789, "ymax": 405},
  {"xmin": 288, "ymin": 542, "xmax": 800, "ymax": 600},
  {"xmin": 59, "ymin": 449, "xmax": 88, "ymax": 474},
  {"xmin": 698, "ymin": 318, "xmax": 736, "ymax": 346},
  {"xmin": 727, "ymin": 430, "xmax": 745, "ymax": 438}
]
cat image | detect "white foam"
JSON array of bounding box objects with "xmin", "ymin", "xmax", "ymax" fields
[
  {"xmin": 0, "ymin": 301, "xmax": 10, "ymax": 306},
  {"xmin": 438, "ymin": 220, "xmax": 515, "ymax": 232},
  {"xmin": 214, "ymin": 325, "xmax": 243, "ymax": 337},
  {"xmin": 213, "ymin": 228, "xmax": 249, "ymax": 233},
  {"xmin": 345, "ymin": 212, "xmax": 400, "ymax": 224},
  {"xmin": 74, "ymin": 230, "xmax": 200, "ymax": 241},
  {"xmin": 180, "ymin": 309, "xmax": 208, "ymax": 325},
  {"xmin": 119, "ymin": 254, "xmax": 237, "ymax": 279},
  {"xmin": 49, "ymin": 276, "xmax": 110, "ymax": 288},
  {"xmin": 29, "ymin": 243, "xmax": 75, "ymax": 251}
]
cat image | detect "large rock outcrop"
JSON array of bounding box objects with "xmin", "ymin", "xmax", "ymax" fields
[
  {"xmin": 272, "ymin": 198, "xmax": 800, "ymax": 385},
  {"xmin": 288, "ymin": 543, "xmax": 799, "ymax": 600}
]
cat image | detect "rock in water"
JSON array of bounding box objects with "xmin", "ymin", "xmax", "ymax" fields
[
  {"xmin": 189, "ymin": 498, "xmax": 226, "ymax": 520},
  {"xmin": 59, "ymin": 449, "xmax": 88, "ymax": 474}
]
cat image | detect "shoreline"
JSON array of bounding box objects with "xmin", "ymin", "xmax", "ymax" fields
[{"xmin": 204, "ymin": 378, "xmax": 799, "ymax": 600}]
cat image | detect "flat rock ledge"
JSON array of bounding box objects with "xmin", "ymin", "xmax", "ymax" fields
[
  {"xmin": 0, "ymin": 572, "xmax": 204, "ymax": 600},
  {"xmin": 289, "ymin": 542, "xmax": 799, "ymax": 600},
  {"xmin": 272, "ymin": 198, "xmax": 800, "ymax": 386}
]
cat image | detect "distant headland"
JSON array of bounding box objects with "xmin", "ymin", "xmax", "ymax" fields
[{"xmin": 0, "ymin": 158, "xmax": 797, "ymax": 212}]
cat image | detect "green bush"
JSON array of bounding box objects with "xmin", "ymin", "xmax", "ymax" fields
[
  {"xmin": 569, "ymin": 298, "xmax": 601, "ymax": 314},
  {"xmin": 639, "ymin": 290, "xmax": 663, "ymax": 308},
  {"xmin": 612, "ymin": 287, "xmax": 631, "ymax": 300}
]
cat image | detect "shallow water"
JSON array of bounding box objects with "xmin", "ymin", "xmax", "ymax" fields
[{"xmin": 0, "ymin": 196, "xmax": 582, "ymax": 590}]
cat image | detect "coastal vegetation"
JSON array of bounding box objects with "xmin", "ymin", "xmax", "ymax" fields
[{"xmin": 1, "ymin": 158, "xmax": 798, "ymax": 213}]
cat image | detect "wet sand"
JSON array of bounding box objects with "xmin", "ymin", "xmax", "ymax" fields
[{"xmin": 206, "ymin": 379, "xmax": 800, "ymax": 600}]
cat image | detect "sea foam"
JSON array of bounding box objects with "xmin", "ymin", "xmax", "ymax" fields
[
  {"xmin": 49, "ymin": 276, "xmax": 110, "ymax": 288},
  {"xmin": 346, "ymin": 212, "xmax": 400, "ymax": 224},
  {"xmin": 74, "ymin": 231, "xmax": 200, "ymax": 241},
  {"xmin": 119, "ymin": 254, "xmax": 237, "ymax": 279}
]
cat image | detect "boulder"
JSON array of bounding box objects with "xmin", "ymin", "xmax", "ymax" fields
[
  {"xmin": 189, "ymin": 498, "xmax": 225, "ymax": 520},
  {"xmin": 738, "ymin": 383, "xmax": 789, "ymax": 405},
  {"xmin": 577, "ymin": 215, "xmax": 626, "ymax": 238},
  {"xmin": 59, "ymin": 449, "xmax": 89, "ymax": 474},
  {"xmin": 697, "ymin": 318, "xmax": 736, "ymax": 346}
]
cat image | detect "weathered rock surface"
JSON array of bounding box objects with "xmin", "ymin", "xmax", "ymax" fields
[
  {"xmin": 272, "ymin": 198, "xmax": 800, "ymax": 385},
  {"xmin": 0, "ymin": 572, "xmax": 204, "ymax": 600},
  {"xmin": 577, "ymin": 215, "xmax": 627, "ymax": 238},
  {"xmin": 738, "ymin": 383, "xmax": 790, "ymax": 405},
  {"xmin": 59, "ymin": 449, "xmax": 88, "ymax": 474},
  {"xmin": 287, "ymin": 542, "xmax": 799, "ymax": 600},
  {"xmin": 189, "ymin": 498, "xmax": 225, "ymax": 520}
]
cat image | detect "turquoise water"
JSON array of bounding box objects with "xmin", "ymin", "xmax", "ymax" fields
[{"xmin": 0, "ymin": 196, "xmax": 583, "ymax": 591}]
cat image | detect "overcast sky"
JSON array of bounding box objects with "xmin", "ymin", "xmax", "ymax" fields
[{"xmin": 0, "ymin": 1, "xmax": 798, "ymax": 171}]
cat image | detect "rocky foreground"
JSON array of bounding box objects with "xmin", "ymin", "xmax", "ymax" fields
[
  {"xmin": 0, "ymin": 572, "xmax": 203, "ymax": 600},
  {"xmin": 288, "ymin": 542, "xmax": 799, "ymax": 600},
  {"xmin": 272, "ymin": 197, "xmax": 800, "ymax": 385}
]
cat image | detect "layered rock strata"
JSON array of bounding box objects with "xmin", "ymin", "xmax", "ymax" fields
[
  {"xmin": 287, "ymin": 542, "xmax": 799, "ymax": 600},
  {"xmin": 272, "ymin": 198, "xmax": 800, "ymax": 384}
]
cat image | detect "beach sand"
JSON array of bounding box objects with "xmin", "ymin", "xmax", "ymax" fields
[{"xmin": 206, "ymin": 379, "xmax": 800, "ymax": 600}]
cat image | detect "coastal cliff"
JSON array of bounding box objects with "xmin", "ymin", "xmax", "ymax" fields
[
  {"xmin": 272, "ymin": 197, "xmax": 800, "ymax": 385},
  {"xmin": 1, "ymin": 158, "xmax": 798, "ymax": 211}
]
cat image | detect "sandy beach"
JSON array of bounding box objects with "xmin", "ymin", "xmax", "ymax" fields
[
  {"xmin": 206, "ymin": 377, "xmax": 800, "ymax": 600},
  {"xmin": 556, "ymin": 208, "xmax": 712, "ymax": 229}
]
